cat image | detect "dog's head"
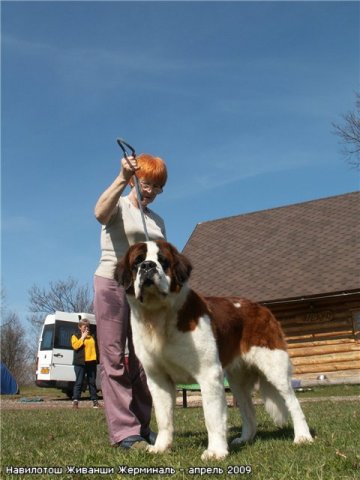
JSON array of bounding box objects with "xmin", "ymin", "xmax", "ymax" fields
[{"xmin": 115, "ymin": 240, "xmax": 192, "ymax": 303}]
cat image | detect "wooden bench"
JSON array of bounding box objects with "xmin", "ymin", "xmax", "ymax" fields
[{"xmin": 177, "ymin": 379, "xmax": 303, "ymax": 408}]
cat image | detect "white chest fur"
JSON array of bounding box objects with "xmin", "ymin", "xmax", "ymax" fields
[{"xmin": 130, "ymin": 307, "xmax": 221, "ymax": 385}]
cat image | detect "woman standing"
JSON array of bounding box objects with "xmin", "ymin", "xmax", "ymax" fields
[
  {"xmin": 71, "ymin": 318, "xmax": 99, "ymax": 409},
  {"xmin": 94, "ymin": 152, "xmax": 167, "ymax": 449}
]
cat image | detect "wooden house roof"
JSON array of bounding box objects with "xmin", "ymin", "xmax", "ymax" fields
[{"xmin": 182, "ymin": 192, "xmax": 360, "ymax": 303}]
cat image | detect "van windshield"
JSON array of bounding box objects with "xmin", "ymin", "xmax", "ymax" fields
[{"xmin": 40, "ymin": 324, "xmax": 54, "ymax": 350}]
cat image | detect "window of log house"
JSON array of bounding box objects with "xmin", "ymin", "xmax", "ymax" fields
[{"xmin": 352, "ymin": 311, "xmax": 360, "ymax": 340}]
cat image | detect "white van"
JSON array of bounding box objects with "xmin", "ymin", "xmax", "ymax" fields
[{"xmin": 35, "ymin": 311, "xmax": 101, "ymax": 397}]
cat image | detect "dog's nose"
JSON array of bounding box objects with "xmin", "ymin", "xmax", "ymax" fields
[{"xmin": 140, "ymin": 260, "xmax": 157, "ymax": 272}]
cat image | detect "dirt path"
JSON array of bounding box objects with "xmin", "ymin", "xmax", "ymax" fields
[{"xmin": 1, "ymin": 394, "xmax": 359, "ymax": 411}]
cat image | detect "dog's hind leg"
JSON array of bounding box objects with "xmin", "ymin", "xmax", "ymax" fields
[
  {"xmin": 245, "ymin": 347, "xmax": 313, "ymax": 444},
  {"xmin": 225, "ymin": 360, "xmax": 258, "ymax": 446},
  {"xmin": 146, "ymin": 373, "xmax": 176, "ymax": 453}
]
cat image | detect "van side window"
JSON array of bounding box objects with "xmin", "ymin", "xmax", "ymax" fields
[
  {"xmin": 54, "ymin": 321, "xmax": 78, "ymax": 350},
  {"xmin": 40, "ymin": 325, "xmax": 54, "ymax": 350},
  {"xmin": 89, "ymin": 325, "xmax": 97, "ymax": 338}
]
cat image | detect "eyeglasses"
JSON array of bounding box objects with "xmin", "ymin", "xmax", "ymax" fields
[{"xmin": 139, "ymin": 181, "xmax": 163, "ymax": 194}]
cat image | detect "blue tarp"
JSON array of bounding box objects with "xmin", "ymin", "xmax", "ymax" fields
[{"xmin": 1, "ymin": 362, "xmax": 19, "ymax": 394}]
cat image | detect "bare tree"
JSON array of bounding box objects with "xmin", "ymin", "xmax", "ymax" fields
[
  {"xmin": 1, "ymin": 311, "xmax": 33, "ymax": 385},
  {"xmin": 333, "ymin": 92, "xmax": 360, "ymax": 169},
  {"xmin": 28, "ymin": 277, "xmax": 93, "ymax": 331}
]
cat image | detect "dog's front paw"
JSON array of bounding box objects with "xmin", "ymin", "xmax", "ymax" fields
[
  {"xmin": 147, "ymin": 444, "xmax": 171, "ymax": 454},
  {"xmin": 201, "ymin": 449, "xmax": 228, "ymax": 461},
  {"xmin": 146, "ymin": 431, "xmax": 173, "ymax": 454},
  {"xmin": 294, "ymin": 434, "xmax": 314, "ymax": 444}
]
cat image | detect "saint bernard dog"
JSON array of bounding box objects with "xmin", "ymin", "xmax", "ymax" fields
[{"xmin": 116, "ymin": 240, "xmax": 313, "ymax": 460}]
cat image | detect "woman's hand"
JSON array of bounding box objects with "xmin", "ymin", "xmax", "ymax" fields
[
  {"xmin": 81, "ymin": 327, "xmax": 89, "ymax": 340},
  {"xmin": 120, "ymin": 156, "xmax": 140, "ymax": 182}
]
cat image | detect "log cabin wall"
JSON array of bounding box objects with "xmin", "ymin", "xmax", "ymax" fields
[
  {"xmin": 182, "ymin": 192, "xmax": 360, "ymax": 385},
  {"xmin": 267, "ymin": 293, "xmax": 360, "ymax": 385}
]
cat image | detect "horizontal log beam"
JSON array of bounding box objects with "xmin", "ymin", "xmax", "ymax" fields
[
  {"xmin": 289, "ymin": 344, "xmax": 360, "ymax": 358},
  {"xmin": 285, "ymin": 330, "xmax": 354, "ymax": 342},
  {"xmin": 288, "ymin": 338, "xmax": 357, "ymax": 349},
  {"xmin": 283, "ymin": 321, "xmax": 352, "ymax": 335},
  {"xmin": 292, "ymin": 351, "xmax": 360, "ymax": 366},
  {"xmin": 294, "ymin": 362, "xmax": 360, "ymax": 374},
  {"xmin": 295, "ymin": 368, "xmax": 360, "ymax": 381}
]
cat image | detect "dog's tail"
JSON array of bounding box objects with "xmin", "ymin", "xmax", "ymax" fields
[{"xmin": 258, "ymin": 376, "xmax": 288, "ymax": 427}]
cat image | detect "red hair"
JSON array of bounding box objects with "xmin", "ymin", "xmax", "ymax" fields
[{"xmin": 129, "ymin": 153, "xmax": 168, "ymax": 187}]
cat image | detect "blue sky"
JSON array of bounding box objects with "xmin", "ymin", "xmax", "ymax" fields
[{"xmin": 2, "ymin": 1, "xmax": 359, "ymax": 322}]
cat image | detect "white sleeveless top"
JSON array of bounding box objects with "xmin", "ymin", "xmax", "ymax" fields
[{"xmin": 95, "ymin": 196, "xmax": 166, "ymax": 279}]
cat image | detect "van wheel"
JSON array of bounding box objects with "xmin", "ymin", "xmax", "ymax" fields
[{"xmin": 63, "ymin": 389, "xmax": 73, "ymax": 399}]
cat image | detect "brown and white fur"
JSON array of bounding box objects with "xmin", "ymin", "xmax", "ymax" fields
[{"xmin": 116, "ymin": 240, "xmax": 313, "ymax": 460}]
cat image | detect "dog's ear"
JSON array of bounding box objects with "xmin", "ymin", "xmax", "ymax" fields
[
  {"xmin": 173, "ymin": 252, "xmax": 193, "ymax": 286},
  {"xmin": 114, "ymin": 254, "xmax": 133, "ymax": 291},
  {"xmin": 161, "ymin": 241, "xmax": 192, "ymax": 286}
]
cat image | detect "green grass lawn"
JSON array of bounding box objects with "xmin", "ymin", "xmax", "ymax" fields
[{"xmin": 1, "ymin": 385, "xmax": 359, "ymax": 480}]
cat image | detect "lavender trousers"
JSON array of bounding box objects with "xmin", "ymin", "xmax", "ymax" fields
[{"xmin": 94, "ymin": 275, "xmax": 152, "ymax": 444}]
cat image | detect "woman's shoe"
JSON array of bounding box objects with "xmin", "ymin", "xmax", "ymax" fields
[
  {"xmin": 144, "ymin": 431, "xmax": 157, "ymax": 445},
  {"xmin": 116, "ymin": 435, "xmax": 148, "ymax": 450}
]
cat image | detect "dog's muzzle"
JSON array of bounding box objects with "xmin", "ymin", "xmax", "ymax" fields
[{"xmin": 139, "ymin": 260, "xmax": 157, "ymax": 286}]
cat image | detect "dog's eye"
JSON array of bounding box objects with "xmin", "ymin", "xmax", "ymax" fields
[
  {"xmin": 133, "ymin": 255, "xmax": 145, "ymax": 269},
  {"xmin": 158, "ymin": 256, "xmax": 170, "ymax": 270}
]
